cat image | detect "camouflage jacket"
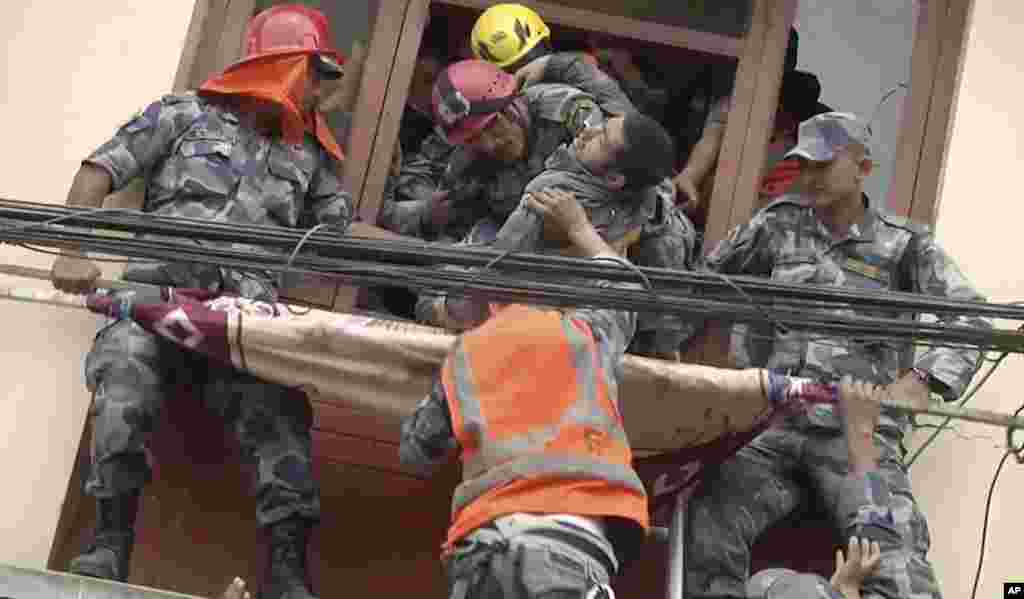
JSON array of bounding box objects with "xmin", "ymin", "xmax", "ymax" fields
[
  {"xmin": 379, "ymin": 55, "xmax": 633, "ymax": 241},
  {"xmin": 379, "ymin": 133, "xmax": 461, "ymax": 240},
  {"xmin": 412, "ymin": 145, "xmax": 700, "ymax": 353},
  {"xmin": 400, "ymin": 254, "xmax": 640, "ymax": 477},
  {"xmin": 536, "ymin": 52, "xmax": 638, "ymax": 116},
  {"xmin": 419, "ymin": 83, "xmax": 607, "ymax": 232},
  {"xmin": 705, "ymin": 195, "xmax": 991, "ymax": 432},
  {"xmin": 86, "ymin": 93, "xmax": 352, "ymax": 300}
]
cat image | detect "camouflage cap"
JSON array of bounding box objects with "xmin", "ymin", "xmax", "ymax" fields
[
  {"xmin": 784, "ymin": 112, "xmax": 871, "ymax": 162},
  {"xmin": 746, "ymin": 569, "xmax": 844, "ymax": 599}
]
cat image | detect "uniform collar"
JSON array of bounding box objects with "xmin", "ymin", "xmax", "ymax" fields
[{"xmin": 805, "ymin": 192, "xmax": 877, "ymax": 243}]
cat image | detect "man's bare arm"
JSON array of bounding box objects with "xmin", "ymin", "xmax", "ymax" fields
[
  {"xmin": 525, "ymin": 188, "xmax": 616, "ymax": 259},
  {"xmin": 50, "ymin": 164, "xmax": 112, "ymax": 293},
  {"xmin": 66, "ymin": 163, "xmax": 113, "ymax": 208},
  {"xmin": 674, "ymin": 123, "xmax": 724, "ymax": 208}
]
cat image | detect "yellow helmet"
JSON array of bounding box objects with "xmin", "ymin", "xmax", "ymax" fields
[{"xmin": 471, "ymin": 3, "xmax": 551, "ymax": 70}]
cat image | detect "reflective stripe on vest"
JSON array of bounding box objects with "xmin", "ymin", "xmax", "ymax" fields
[{"xmin": 443, "ymin": 306, "xmax": 639, "ymax": 514}]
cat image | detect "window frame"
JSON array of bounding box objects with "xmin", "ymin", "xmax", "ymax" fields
[{"xmin": 48, "ymin": 0, "xmax": 977, "ymax": 572}]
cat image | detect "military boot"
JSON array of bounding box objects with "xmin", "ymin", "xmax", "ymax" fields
[
  {"xmin": 69, "ymin": 490, "xmax": 140, "ymax": 582},
  {"xmin": 262, "ymin": 518, "xmax": 318, "ymax": 599}
]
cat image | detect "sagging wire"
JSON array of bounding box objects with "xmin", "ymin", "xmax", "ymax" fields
[
  {"xmin": 14, "ymin": 244, "xmax": 164, "ymax": 265},
  {"xmin": 283, "ymin": 222, "xmax": 346, "ymax": 316},
  {"xmin": 969, "ymin": 403, "xmax": 1024, "ymax": 599},
  {"xmin": 866, "ymin": 81, "xmax": 909, "ymax": 138},
  {"xmin": 906, "ymin": 352, "xmax": 1010, "ymax": 468},
  {"xmin": 7, "ymin": 201, "xmax": 1024, "ymax": 322},
  {"xmin": 2, "ymin": 207, "xmax": 167, "ymax": 267},
  {"xmin": 7, "ymin": 206, "xmax": 1024, "ymax": 354},
  {"xmin": 912, "ymin": 423, "xmax": 1008, "ymax": 450}
]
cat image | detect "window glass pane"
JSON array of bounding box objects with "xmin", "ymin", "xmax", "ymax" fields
[{"xmin": 794, "ymin": 0, "xmax": 918, "ymax": 209}]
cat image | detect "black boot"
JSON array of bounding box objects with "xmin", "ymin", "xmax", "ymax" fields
[
  {"xmin": 262, "ymin": 518, "xmax": 318, "ymax": 599},
  {"xmin": 69, "ymin": 490, "xmax": 140, "ymax": 582}
]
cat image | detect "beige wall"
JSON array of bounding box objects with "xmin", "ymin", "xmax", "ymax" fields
[
  {"xmin": 0, "ymin": 2, "xmax": 197, "ymax": 568},
  {"xmin": 907, "ymin": 1, "xmax": 1024, "ymax": 596}
]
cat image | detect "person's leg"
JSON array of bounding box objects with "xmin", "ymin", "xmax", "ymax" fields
[
  {"xmin": 806, "ymin": 430, "xmax": 942, "ymax": 599},
  {"xmin": 685, "ymin": 427, "xmax": 805, "ymax": 598},
  {"xmin": 205, "ymin": 369, "xmax": 320, "ymax": 599},
  {"xmin": 72, "ymin": 319, "xmax": 186, "ymax": 581}
]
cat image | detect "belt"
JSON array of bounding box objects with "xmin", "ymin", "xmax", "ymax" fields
[
  {"xmin": 489, "ymin": 514, "xmax": 618, "ymax": 575},
  {"xmin": 522, "ymin": 526, "xmax": 617, "ymax": 577}
]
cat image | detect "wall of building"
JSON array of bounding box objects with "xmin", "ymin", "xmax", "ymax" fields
[
  {"xmin": 0, "ymin": 2, "xmax": 197, "ymax": 568},
  {"xmin": 907, "ymin": 1, "xmax": 1024, "ymax": 596}
]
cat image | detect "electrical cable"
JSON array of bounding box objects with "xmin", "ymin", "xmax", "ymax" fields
[
  {"xmin": 7, "ymin": 225, "xmax": 1022, "ymax": 352},
  {"xmin": 3, "ymin": 199, "xmax": 1022, "ymax": 321},
  {"xmin": 969, "ymin": 401, "xmax": 1024, "ymax": 599},
  {"xmin": 906, "ymin": 353, "xmax": 1008, "ymax": 467},
  {"xmin": 6, "ymin": 203, "xmax": 1024, "ymax": 357}
]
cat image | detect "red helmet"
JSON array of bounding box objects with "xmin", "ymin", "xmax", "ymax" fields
[
  {"xmin": 432, "ymin": 59, "xmax": 519, "ymax": 144},
  {"xmin": 229, "ymin": 4, "xmax": 345, "ymax": 78}
]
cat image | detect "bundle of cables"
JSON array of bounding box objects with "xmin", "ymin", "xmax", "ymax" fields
[{"xmin": 2, "ymin": 199, "xmax": 1024, "ymax": 356}]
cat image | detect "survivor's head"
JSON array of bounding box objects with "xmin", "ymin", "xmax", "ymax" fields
[
  {"xmin": 574, "ymin": 111, "xmax": 676, "ymax": 191},
  {"xmin": 432, "ymin": 59, "xmax": 528, "ymax": 164},
  {"xmin": 786, "ymin": 112, "xmax": 874, "ymax": 210}
]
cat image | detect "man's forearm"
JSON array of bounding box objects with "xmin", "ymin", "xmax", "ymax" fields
[
  {"xmin": 682, "ymin": 125, "xmax": 724, "ymax": 186},
  {"xmin": 67, "ymin": 163, "xmax": 113, "ymax": 208},
  {"xmin": 568, "ymin": 224, "xmax": 617, "ymax": 259},
  {"xmin": 58, "ymin": 164, "xmax": 113, "ymax": 255}
]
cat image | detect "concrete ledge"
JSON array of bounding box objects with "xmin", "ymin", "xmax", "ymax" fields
[{"xmin": 0, "ymin": 564, "xmax": 201, "ymax": 599}]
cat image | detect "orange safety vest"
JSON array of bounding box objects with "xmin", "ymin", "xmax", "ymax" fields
[{"xmin": 441, "ymin": 304, "xmax": 649, "ymax": 551}]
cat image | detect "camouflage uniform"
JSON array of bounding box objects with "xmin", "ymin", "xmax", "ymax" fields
[
  {"xmin": 82, "ymin": 92, "xmax": 353, "ymax": 526},
  {"xmin": 401, "ymin": 255, "xmax": 642, "ymax": 599},
  {"xmin": 378, "ymin": 134, "xmax": 488, "ymax": 243},
  {"xmin": 381, "ymin": 53, "xmax": 635, "ymax": 240},
  {"xmin": 686, "ymin": 177, "xmax": 990, "ymax": 598},
  {"xmin": 410, "ymin": 83, "xmax": 608, "ymax": 318},
  {"xmin": 480, "ymin": 143, "xmax": 699, "ymax": 355},
  {"xmin": 536, "ymin": 52, "xmax": 639, "ymax": 117}
]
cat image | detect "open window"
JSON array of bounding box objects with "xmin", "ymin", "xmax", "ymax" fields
[{"xmin": 47, "ymin": 1, "xmax": 976, "ymax": 596}]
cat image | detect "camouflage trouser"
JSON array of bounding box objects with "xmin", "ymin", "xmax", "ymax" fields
[
  {"xmin": 83, "ymin": 318, "xmax": 320, "ymax": 527},
  {"xmin": 630, "ymin": 201, "xmax": 701, "ymax": 356},
  {"xmin": 446, "ymin": 526, "xmax": 615, "ymax": 599},
  {"xmin": 685, "ymin": 417, "xmax": 941, "ymax": 599}
]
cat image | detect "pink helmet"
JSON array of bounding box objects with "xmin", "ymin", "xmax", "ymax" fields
[
  {"xmin": 431, "ymin": 59, "xmax": 519, "ymax": 144},
  {"xmin": 228, "ymin": 4, "xmax": 345, "ymax": 77}
]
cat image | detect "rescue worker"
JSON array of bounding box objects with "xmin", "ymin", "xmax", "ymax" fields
[
  {"xmin": 379, "ymin": 4, "xmax": 646, "ymax": 245},
  {"xmin": 49, "ymin": 6, "xmax": 352, "ymax": 598},
  {"xmin": 467, "ymin": 111, "xmax": 698, "ymax": 357},
  {"xmin": 400, "ymin": 187, "xmax": 650, "ymax": 599},
  {"xmin": 417, "ymin": 60, "xmax": 696, "ymax": 359},
  {"xmin": 379, "ymin": 58, "xmax": 599, "ymax": 241},
  {"xmin": 470, "ymin": 3, "xmax": 638, "ymax": 116},
  {"xmin": 687, "ymin": 113, "xmax": 992, "ymax": 599},
  {"xmin": 746, "ymin": 377, "xmax": 891, "ymax": 599}
]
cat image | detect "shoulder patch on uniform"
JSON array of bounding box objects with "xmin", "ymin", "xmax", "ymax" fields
[
  {"xmin": 565, "ymin": 97, "xmax": 600, "ymax": 132},
  {"xmin": 162, "ymin": 92, "xmax": 199, "ymax": 105},
  {"xmin": 842, "ymin": 256, "xmax": 890, "ymax": 284}
]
